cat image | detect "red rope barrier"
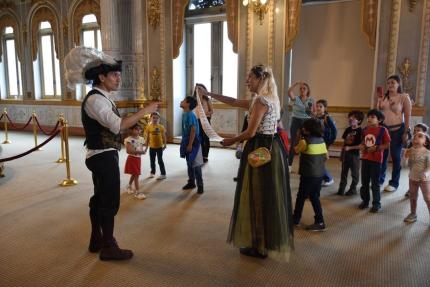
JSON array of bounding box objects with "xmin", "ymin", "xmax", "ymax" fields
[
  {"xmin": 0, "ymin": 129, "xmax": 61, "ymax": 163},
  {"xmin": 5, "ymin": 114, "xmax": 32, "ymax": 130},
  {"xmin": 34, "ymin": 117, "xmax": 61, "ymax": 135}
]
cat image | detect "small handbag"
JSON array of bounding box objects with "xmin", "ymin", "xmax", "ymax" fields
[
  {"xmin": 248, "ymin": 123, "xmax": 275, "ymax": 168},
  {"xmin": 248, "ymin": 146, "xmax": 272, "ymax": 168}
]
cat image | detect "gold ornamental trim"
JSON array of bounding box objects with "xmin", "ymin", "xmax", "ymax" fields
[
  {"xmin": 0, "ymin": 12, "xmax": 22, "ymax": 62},
  {"xmin": 72, "ymin": 0, "xmax": 100, "ymax": 46},
  {"xmin": 172, "ymin": 0, "xmax": 189, "ymax": 59},
  {"xmin": 386, "ymin": 0, "xmax": 401, "ymax": 77},
  {"xmin": 225, "ymin": 0, "xmax": 239, "ymax": 53},
  {"xmin": 284, "ymin": 0, "xmax": 301, "ymax": 53},
  {"xmin": 361, "ymin": 0, "xmax": 378, "ymax": 49},
  {"xmin": 30, "ymin": 6, "xmax": 60, "ymax": 61},
  {"xmin": 148, "ymin": 0, "xmax": 161, "ymax": 30}
]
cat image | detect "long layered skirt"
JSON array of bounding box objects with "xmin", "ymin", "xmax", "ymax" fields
[{"xmin": 227, "ymin": 134, "xmax": 294, "ymax": 260}]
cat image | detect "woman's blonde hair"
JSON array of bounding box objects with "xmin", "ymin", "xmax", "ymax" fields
[{"xmin": 250, "ymin": 64, "xmax": 281, "ymax": 119}]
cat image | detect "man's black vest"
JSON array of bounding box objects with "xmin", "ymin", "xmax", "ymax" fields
[{"xmin": 81, "ymin": 89, "xmax": 122, "ymax": 150}]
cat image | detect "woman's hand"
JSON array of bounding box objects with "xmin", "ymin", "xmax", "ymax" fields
[
  {"xmin": 197, "ymin": 86, "xmax": 208, "ymax": 97},
  {"xmin": 402, "ymin": 132, "xmax": 409, "ymax": 145},
  {"xmin": 221, "ymin": 138, "xmax": 236, "ymax": 147}
]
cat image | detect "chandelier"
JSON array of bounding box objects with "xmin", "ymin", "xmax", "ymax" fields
[{"xmin": 242, "ymin": 0, "xmax": 270, "ymax": 25}]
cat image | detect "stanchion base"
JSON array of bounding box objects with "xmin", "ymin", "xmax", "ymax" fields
[
  {"xmin": 56, "ymin": 158, "xmax": 66, "ymax": 163},
  {"xmin": 2, "ymin": 140, "xmax": 11, "ymax": 144},
  {"xmin": 59, "ymin": 178, "xmax": 78, "ymax": 187}
]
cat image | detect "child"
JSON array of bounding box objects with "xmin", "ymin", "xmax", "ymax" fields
[
  {"xmin": 404, "ymin": 123, "xmax": 429, "ymax": 197},
  {"xmin": 337, "ymin": 110, "xmax": 364, "ymax": 195},
  {"xmin": 293, "ymin": 118, "xmax": 328, "ymax": 231},
  {"xmin": 316, "ymin": 99, "xmax": 337, "ymax": 186},
  {"xmin": 144, "ymin": 112, "xmax": 167, "ymax": 180},
  {"xmin": 180, "ymin": 96, "xmax": 204, "ymax": 194},
  {"xmin": 359, "ymin": 109, "xmax": 390, "ymax": 212},
  {"xmin": 403, "ymin": 131, "xmax": 430, "ymax": 224},
  {"xmin": 124, "ymin": 124, "xmax": 146, "ymax": 199}
]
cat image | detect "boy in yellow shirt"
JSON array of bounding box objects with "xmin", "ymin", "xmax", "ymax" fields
[{"xmin": 144, "ymin": 112, "xmax": 167, "ymax": 179}]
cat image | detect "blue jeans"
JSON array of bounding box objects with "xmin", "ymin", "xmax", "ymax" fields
[
  {"xmin": 293, "ymin": 176, "xmax": 324, "ymax": 224},
  {"xmin": 379, "ymin": 126, "xmax": 404, "ymax": 188},
  {"xmin": 361, "ymin": 160, "xmax": 381, "ymax": 208},
  {"xmin": 288, "ymin": 117, "xmax": 306, "ymax": 166},
  {"xmin": 186, "ymin": 157, "xmax": 203, "ymax": 187}
]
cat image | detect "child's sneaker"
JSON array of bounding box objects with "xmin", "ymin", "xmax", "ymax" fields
[
  {"xmin": 157, "ymin": 175, "xmax": 166, "ymax": 180},
  {"xmin": 305, "ymin": 222, "xmax": 326, "ymax": 231},
  {"xmin": 149, "ymin": 173, "xmax": 155, "ymax": 178},
  {"xmin": 384, "ymin": 185, "xmax": 397, "ymax": 192},
  {"xmin": 369, "ymin": 206, "xmax": 382, "ymax": 213},
  {"xmin": 134, "ymin": 193, "xmax": 146, "ymax": 200},
  {"xmin": 345, "ymin": 188, "xmax": 357, "ymax": 196},
  {"xmin": 125, "ymin": 185, "xmax": 134, "ymax": 194},
  {"xmin": 358, "ymin": 201, "xmax": 369, "ymax": 209},
  {"xmin": 403, "ymin": 213, "xmax": 417, "ymax": 223},
  {"xmin": 322, "ymin": 179, "xmax": 334, "ymax": 187}
]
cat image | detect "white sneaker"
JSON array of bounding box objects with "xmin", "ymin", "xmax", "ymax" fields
[
  {"xmin": 403, "ymin": 213, "xmax": 417, "ymax": 223},
  {"xmin": 135, "ymin": 193, "xmax": 146, "ymax": 200},
  {"xmin": 322, "ymin": 179, "xmax": 334, "ymax": 187},
  {"xmin": 157, "ymin": 175, "xmax": 166, "ymax": 180},
  {"xmin": 149, "ymin": 173, "xmax": 155, "ymax": 178},
  {"xmin": 125, "ymin": 185, "xmax": 134, "ymax": 194},
  {"xmin": 384, "ymin": 185, "xmax": 397, "ymax": 192}
]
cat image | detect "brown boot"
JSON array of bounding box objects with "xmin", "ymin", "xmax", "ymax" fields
[{"xmin": 99, "ymin": 240, "xmax": 133, "ymax": 261}]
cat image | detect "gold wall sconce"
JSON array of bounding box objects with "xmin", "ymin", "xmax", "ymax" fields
[{"xmin": 243, "ymin": 0, "xmax": 270, "ymax": 25}]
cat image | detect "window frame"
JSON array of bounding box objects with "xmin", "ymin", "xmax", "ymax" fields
[
  {"xmin": 2, "ymin": 28, "xmax": 22, "ymax": 99},
  {"xmin": 185, "ymin": 6, "xmax": 238, "ymax": 99},
  {"xmin": 38, "ymin": 22, "xmax": 61, "ymax": 99},
  {"xmin": 78, "ymin": 15, "xmax": 102, "ymax": 100}
]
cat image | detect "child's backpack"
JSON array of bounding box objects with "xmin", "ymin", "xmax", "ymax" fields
[
  {"xmin": 277, "ymin": 127, "xmax": 290, "ymax": 153},
  {"xmin": 322, "ymin": 114, "xmax": 337, "ymax": 146}
]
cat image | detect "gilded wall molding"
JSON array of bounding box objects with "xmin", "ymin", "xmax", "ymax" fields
[
  {"xmin": 284, "ymin": 0, "xmax": 301, "ymax": 52},
  {"xmin": 246, "ymin": 4, "xmax": 253, "ymax": 75},
  {"xmin": 267, "ymin": 0, "xmax": 274, "ymax": 67},
  {"xmin": 148, "ymin": 0, "xmax": 161, "ymax": 30},
  {"xmin": 386, "ymin": 0, "xmax": 401, "ymax": 77},
  {"xmin": 150, "ymin": 67, "xmax": 161, "ymax": 101},
  {"xmin": 159, "ymin": 0, "xmax": 165, "ymax": 101},
  {"xmin": 361, "ymin": 0, "xmax": 378, "ymax": 49},
  {"xmin": 29, "ymin": 4, "xmax": 60, "ymax": 61},
  {"xmin": 0, "ymin": 12, "xmax": 22, "ymax": 62},
  {"xmin": 70, "ymin": 0, "xmax": 101, "ymax": 47},
  {"xmin": 171, "ymin": 0, "xmax": 189, "ymax": 59},
  {"xmin": 225, "ymin": 0, "xmax": 239, "ymax": 53},
  {"xmin": 416, "ymin": 0, "xmax": 430, "ymax": 107}
]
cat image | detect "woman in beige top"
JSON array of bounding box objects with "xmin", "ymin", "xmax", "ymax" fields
[{"xmin": 377, "ymin": 74, "xmax": 412, "ymax": 192}]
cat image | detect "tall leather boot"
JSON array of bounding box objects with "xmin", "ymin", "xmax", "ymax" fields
[
  {"xmin": 88, "ymin": 208, "xmax": 103, "ymax": 253},
  {"xmin": 99, "ymin": 215, "xmax": 133, "ymax": 261}
]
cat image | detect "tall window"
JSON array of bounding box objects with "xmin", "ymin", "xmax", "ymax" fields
[
  {"xmin": 78, "ymin": 14, "xmax": 102, "ymax": 99},
  {"xmin": 38, "ymin": 21, "xmax": 61, "ymax": 98},
  {"xmin": 2, "ymin": 26, "xmax": 22, "ymax": 99},
  {"xmin": 186, "ymin": 3, "xmax": 238, "ymax": 98}
]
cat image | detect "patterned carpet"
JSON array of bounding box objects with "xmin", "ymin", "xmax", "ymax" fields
[{"xmin": 0, "ymin": 132, "xmax": 429, "ymax": 287}]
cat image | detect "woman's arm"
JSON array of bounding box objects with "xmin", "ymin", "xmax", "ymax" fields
[
  {"xmin": 209, "ymin": 92, "xmax": 250, "ymax": 109},
  {"xmin": 287, "ymin": 82, "xmax": 300, "ymax": 100},
  {"xmin": 221, "ymin": 100, "xmax": 267, "ymax": 146},
  {"xmin": 402, "ymin": 94, "xmax": 412, "ymax": 131}
]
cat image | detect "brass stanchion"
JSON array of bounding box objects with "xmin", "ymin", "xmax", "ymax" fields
[
  {"xmin": 56, "ymin": 115, "xmax": 66, "ymax": 163},
  {"xmin": 59, "ymin": 119, "xmax": 77, "ymax": 186},
  {"xmin": 2, "ymin": 108, "xmax": 11, "ymax": 144},
  {"xmin": 32, "ymin": 111, "xmax": 41, "ymax": 150}
]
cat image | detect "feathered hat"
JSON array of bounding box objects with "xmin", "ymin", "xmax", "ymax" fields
[{"xmin": 64, "ymin": 46, "xmax": 122, "ymax": 89}]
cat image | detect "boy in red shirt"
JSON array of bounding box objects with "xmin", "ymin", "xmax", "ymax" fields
[{"xmin": 359, "ymin": 109, "xmax": 391, "ymax": 213}]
